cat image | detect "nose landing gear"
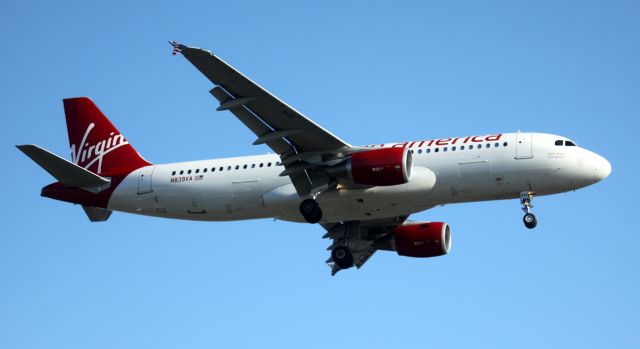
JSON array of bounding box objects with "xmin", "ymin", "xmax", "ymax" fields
[
  {"xmin": 523, "ymin": 212, "xmax": 537, "ymax": 228},
  {"xmin": 520, "ymin": 191, "xmax": 537, "ymax": 229}
]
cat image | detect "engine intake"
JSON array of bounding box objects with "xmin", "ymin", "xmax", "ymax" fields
[{"xmin": 391, "ymin": 222, "xmax": 451, "ymax": 258}]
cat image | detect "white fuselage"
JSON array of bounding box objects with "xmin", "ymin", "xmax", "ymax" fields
[{"xmin": 108, "ymin": 132, "xmax": 610, "ymax": 223}]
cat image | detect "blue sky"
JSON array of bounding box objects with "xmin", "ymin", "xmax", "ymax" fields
[{"xmin": 1, "ymin": 0, "xmax": 638, "ymax": 348}]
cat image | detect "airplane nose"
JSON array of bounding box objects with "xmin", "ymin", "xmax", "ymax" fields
[{"xmin": 593, "ymin": 154, "xmax": 612, "ymax": 181}]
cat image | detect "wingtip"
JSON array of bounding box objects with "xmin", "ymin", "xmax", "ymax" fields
[
  {"xmin": 169, "ymin": 40, "xmax": 186, "ymax": 55},
  {"xmin": 16, "ymin": 144, "xmax": 37, "ymax": 157},
  {"xmin": 168, "ymin": 40, "xmax": 213, "ymax": 56}
]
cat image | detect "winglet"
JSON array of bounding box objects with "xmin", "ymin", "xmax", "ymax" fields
[{"xmin": 169, "ymin": 40, "xmax": 186, "ymax": 55}]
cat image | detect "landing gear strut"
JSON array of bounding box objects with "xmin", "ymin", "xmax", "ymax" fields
[
  {"xmin": 299, "ymin": 198, "xmax": 322, "ymax": 224},
  {"xmin": 331, "ymin": 245, "xmax": 354, "ymax": 270},
  {"xmin": 520, "ymin": 191, "xmax": 537, "ymax": 229}
]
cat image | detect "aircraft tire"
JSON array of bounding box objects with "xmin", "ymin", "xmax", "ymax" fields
[
  {"xmin": 300, "ymin": 199, "xmax": 322, "ymax": 223},
  {"xmin": 331, "ymin": 246, "xmax": 354, "ymax": 269},
  {"xmin": 305, "ymin": 209, "xmax": 323, "ymax": 224},
  {"xmin": 523, "ymin": 213, "xmax": 537, "ymax": 229}
]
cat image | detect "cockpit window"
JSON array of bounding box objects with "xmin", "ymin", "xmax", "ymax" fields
[
  {"xmin": 555, "ymin": 140, "xmax": 563, "ymax": 146},
  {"xmin": 565, "ymin": 140, "xmax": 576, "ymax": 146}
]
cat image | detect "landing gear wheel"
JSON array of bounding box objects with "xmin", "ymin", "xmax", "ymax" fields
[
  {"xmin": 520, "ymin": 191, "xmax": 537, "ymax": 229},
  {"xmin": 331, "ymin": 246, "xmax": 354, "ymax": 269},
  {"xmin": 299, "ymin": 199, "xmax": 322, "ymax": 224},
  {"xmin": 523, "ymin": 213, "xmax": 537, "ymax": 229},
  {"xmin": 299, "ymin": 199, "xmax": 318, "ymax": 215},
  {"xmin": 306, "ymin": 210, "xmax": 323, "ymax": 224}
]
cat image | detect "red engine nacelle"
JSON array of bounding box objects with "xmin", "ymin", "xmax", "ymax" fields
[
  {"xmin": 349, "ymin": 147, "xmax": 412, "ymax": 186},
  {"xmin": 393, "ymin": 222, "xmax": 451, "ymax": 258}
]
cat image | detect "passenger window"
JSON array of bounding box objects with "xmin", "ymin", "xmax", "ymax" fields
[
  {"xmin": 180, "ymin": 170, "xmax": 184, "ymax": 175},
  {"xmin": 503, "ymin": 142, "xmax": 508, "ymax": 147},
  {"xmin": 461, "ymin": 145, "xmax": 465, "ymax": 150},
  {"xmin": 195, "ymin": 169, "xmax": 200, "ymax": 173},
  {"xmin": 452, "ymin": 146, "xmax": 456, "ymax": 151},
  {"xmin": 203, "ymin": 168, "xmax": 207, "ymax": 173},
  {"xmin": 418, "ymin": 149, "xmax": 422, "ymax": 154},
  {"xmin": 187, "ymin": 170, "xmax": 192, "ymax": 174},
  {"xmin": 486, "ymin": 143, "xmax": 490, "ymax": 148},
  {"xmin": 469, "ymin": 145, "xmax": 474, "ymax": 150},
  {"xmin": 555, "ymin": 140, "xmax": 563, "ymax": 146},
  {"xmin": 172, "ymin": 171, "xmax": 176, "ymax": 176},
  {"xmin": 243, "ymin": 164, "xmax": 247, "ymax": 169},
  {"xmin": 435, "ymin": 148, "xmax": 439, "ymax": 153},
  {"xmin": 495, "ymin": 142, "xmax": 499, "ymax": 147},
  {"xmin": 259, "ymin": 163, "xmax": 264, "ymax": 168},
  {"xmin": 267, "ymin": 162, "xmax": 272, "ymax": 167},
  {"xmin": 426, "ymin": 148, "xmax": 431, "ymax": 153},
  {"xmin": 227, "ymin": 166, "xmax": 231, "ymax": 171},
  {"xmin": 251, "ymin": 164, "xmax": 256, "ymax": 168},
  {"xmin": 443, "ymin": 147, "xmax": 448, "ymax": 152},
  {"xmin": 566, "ymin": 141, "xmax": 576, "ymax": 146},
  {"xmin": 235, "ymin": 165, "xmax": 240, "ymax": 170}
]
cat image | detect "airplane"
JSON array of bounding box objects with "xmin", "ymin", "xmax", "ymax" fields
[{"xmin": 17, "ymin": 41, "xmax": 611, "ymax": 275}]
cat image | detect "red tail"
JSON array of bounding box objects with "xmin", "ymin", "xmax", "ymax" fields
[{"xmin": 63, "ymin": 97, "xmax": 151, "ymax": 175}]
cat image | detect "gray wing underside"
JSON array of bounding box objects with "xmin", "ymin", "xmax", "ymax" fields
[
  {"xmin": 173, "ymin": 42, "xmax": 351, "ymax": 196},
  {"xmin": 322, "ymin": 216, "xmax": 409, "ymax": 275}
]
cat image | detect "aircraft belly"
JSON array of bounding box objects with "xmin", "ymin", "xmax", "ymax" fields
[
  {"xmin": 262, "ymin": 166, "xmax": 437, "ymax": 223},
  {"xmin": 262, "ymin": 185, "xmax": 422, "ymax": 223}
]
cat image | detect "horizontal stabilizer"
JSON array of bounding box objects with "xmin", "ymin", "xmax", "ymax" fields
[
  {"xmin": 16, "ymin": 144, "xmax": 111, "ymax": 193},
  {"xmin": 82, "ymin": 205, "xmax": 112, "ymax": 222}
]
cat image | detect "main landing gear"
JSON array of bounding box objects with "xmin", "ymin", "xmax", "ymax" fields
[
  {"xmin": 520, "ymin": 191, "xmax": 537, "ymax": 229},
  {"xmin": 299, "ymin": 198, "xmax": 323, "ymax": 224},
  {"xmin": 331, "ymin": 245, "xmax": 354, "ymax": 270},
  {"xmin": 299, "ymin": 183, "xmax": 336, "ymax": 224}
]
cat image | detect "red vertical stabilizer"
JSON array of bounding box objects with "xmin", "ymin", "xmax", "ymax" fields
[{"xmin": 63, "ymin": 97, "xmax": 150, "ymax": 175}]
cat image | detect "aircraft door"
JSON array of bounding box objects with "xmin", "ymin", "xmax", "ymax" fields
[
  {"xmin": 515, "ymin": 133, "xmax": 533, "ymax": 159},
  {"xmin": 137, "ymin": 166, "xmax": 155, "ymax": 194}
]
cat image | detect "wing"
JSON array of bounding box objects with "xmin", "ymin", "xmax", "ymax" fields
[
  {"xmin": 322, "ymin": 216, "xmax": 409, "ymax": 275},
  {"xmin": 171, "ymin": 41, "xmax": 352, "ymax": 196}
]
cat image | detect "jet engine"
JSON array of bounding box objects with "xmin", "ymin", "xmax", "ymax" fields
[
  {"xmin": 327, "ymin": 147, "xmax": 412, "ymax": 186},
  {"xmin": 375, "ymin": 222, "xmax": 451, "ymax": 258}
]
